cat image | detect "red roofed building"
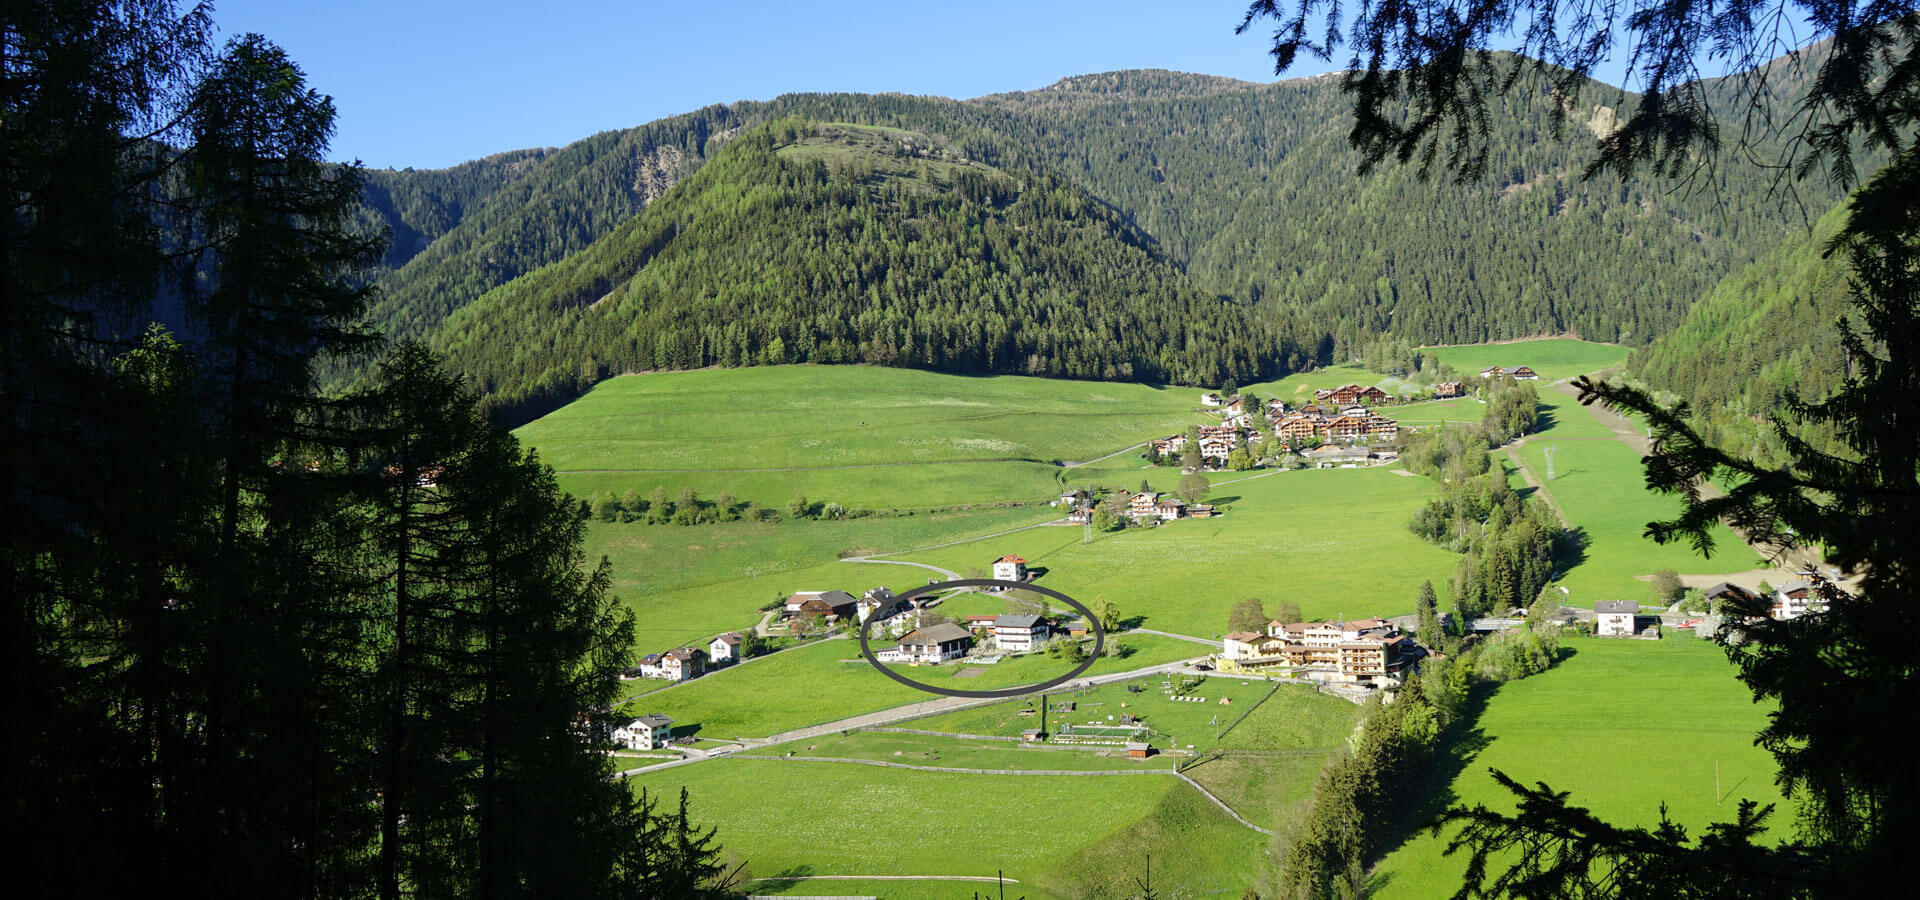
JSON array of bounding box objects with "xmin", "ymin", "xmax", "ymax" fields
[{"xmin": 992, "ymin": 555, "xmax": 1028, "ymax": 582}]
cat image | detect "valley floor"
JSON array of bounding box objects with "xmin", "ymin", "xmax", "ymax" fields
[{"xmin": 509, "ymin": 341, "xmax": 1785, "ymax": 897}]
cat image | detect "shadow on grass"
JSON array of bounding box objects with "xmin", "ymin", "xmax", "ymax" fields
[
  {"xmin": 754, "ymin": 864, "xmax": 815, "ymax": 893},
  {"xmin": 1533, "ymin": 408, "xmax": 1560, "ymax": 433},
  {"xmin": 670, "ymin": 724, "xmax": 703, "ymax": 739},
  {"xmin": 1555, "ymin": 525, "xmax": 1591, "ymax": 576},
  {"xmin": 1210, "ymin": 494, "xmax": 1242, "ymax": 505}
]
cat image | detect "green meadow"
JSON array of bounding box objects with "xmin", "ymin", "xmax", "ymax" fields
[
  {"xmin": 1245, "ymin": 363, "xmax": 1398, "ymax": 399},
  {"xmin": 753, "ymin": 730, "xmax": 1169, "ymax": 772},
  {"xmin": 1370, "ymin": 636, "xmax": 1786, "ymax": 898},
  {"xmin": 629, "ymin": 633, "xmax": 1204, "ymax": 740},
  {"xmin": 586, "ymin": 504, "xmax": 1056, "ymax": 650},
  {"xmin": 633, "ymin": 758, "xmax": 1264, "ymax": 898},
  {"xmin": 1420, "ymin": 338, "xmax": 1632, "ymax": 382},
  {"xmin": 1518, "ymin": 396, "xmax": 1761, "ymax": 604},
  {"xmin": 891, "ymin": 465, "xmax": 1465, "ymax": 635},
  {"xmin": 515, "ymin": 364, "xmax": 1208, "ymax": 509}
]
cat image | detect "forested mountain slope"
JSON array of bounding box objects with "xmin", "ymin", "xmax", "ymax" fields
[
  {"xmin": 360, "ymin": 52, "xmax": 1868, "ymax": 414},
  {"xmin": 433, "ymin": 120, "xmax": 1304, "ymax": 421},
  {"xmin": 1630, "ymin": 200, "xmax": 1854, "ymax": 465}
]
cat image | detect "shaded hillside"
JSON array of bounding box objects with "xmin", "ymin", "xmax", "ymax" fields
[
  {"xmin": 1630, "ymin": 201, "xmax": 1853, "ymax": 465},
  {"xmin": 433, "ymin": 120, "xmax": 1306, "ymax": 422}
]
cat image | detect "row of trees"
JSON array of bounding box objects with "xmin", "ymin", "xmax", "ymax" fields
[{"xmin": 6, "ymin": 4, "xmax": 723, "ymax": 895}]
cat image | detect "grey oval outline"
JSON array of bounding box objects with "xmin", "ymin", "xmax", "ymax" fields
[{"xmin": 856, "ymin": 578, "xmax": 1107, "ymax": 699}]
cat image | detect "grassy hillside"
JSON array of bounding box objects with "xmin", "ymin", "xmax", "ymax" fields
[
  {"xmin": 517, "ymin": 364, "xmax": 1208, "ymax": 510},
  {"xmin": 1371, "ymin": 637, "xmax": 1788, "ymax": 897}
]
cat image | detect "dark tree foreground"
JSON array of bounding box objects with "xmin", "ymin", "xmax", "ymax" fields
[
  {"xmin": 4, "ymin": 3, "xmax": 726, "ymax": 896},
  {"xmin": 1242, "ymin": 1, "xmax": 1916, "ymax": 895}
]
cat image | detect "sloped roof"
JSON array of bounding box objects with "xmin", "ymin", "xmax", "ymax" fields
[
  {"xmin": 1596, "ymin": 600, "xmax": 1639, "ymax": 614},
  {"xmin": 995, "ymin": 614, "xmax": 1042, "ymax": 629},
  {"xmin": 900, "ymin": 623, "xmax": 973, "ymax": 646}
]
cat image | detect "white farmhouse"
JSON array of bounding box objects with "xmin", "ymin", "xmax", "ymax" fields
[
  {"xmin": 611, "ymin": 713, "xmax": 674, "ymax": 750},
  {"xmin": 992, "ymin": 555, "xmax": 1028, "ymax": 583},
  {"xmin": 1595, "ymin": 600, "xmax": 1638, "ymax": 636},
  {"xmin": 992, "ymin": 614, "xmax": 1049, "ymax": 651}
]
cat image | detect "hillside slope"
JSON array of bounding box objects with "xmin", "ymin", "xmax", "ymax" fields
[
  {"xmin": 434, "ymin": 120, "xmax": 1305, "ymax": 420},
  {"xmin": 1630, "ymin": 200, "xmax": 1854, "ymax": 464}
]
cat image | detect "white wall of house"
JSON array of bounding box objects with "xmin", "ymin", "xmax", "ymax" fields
[{"xmin": 1597, "ymin": 612, "xmax": 1635, "ymax": 636}]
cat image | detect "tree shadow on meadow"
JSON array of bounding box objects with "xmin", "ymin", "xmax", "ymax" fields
[{"xmin": 754, "ymin": 864, "xmax": 815, "ymax": 893}]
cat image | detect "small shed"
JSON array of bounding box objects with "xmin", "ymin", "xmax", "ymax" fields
[
  {"xmin": 1126, "ymin": 742, "xmax": 1153, "ymax": 759},
  {"xmin": 1020, "ymin": 728, "xmax": 1045, "ymax": 742}
]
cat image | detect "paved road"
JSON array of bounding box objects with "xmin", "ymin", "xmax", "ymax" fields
[{"xmin": 1058, "ymin": 441, "xmax": 1148, "ymax": 468}]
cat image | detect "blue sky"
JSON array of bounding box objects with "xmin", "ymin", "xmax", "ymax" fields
[{"xmin": 211, "ymin": 1, "xmax": 1318, "ymax": 170}]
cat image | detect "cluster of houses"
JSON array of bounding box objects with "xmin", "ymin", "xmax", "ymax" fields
[
  {"xmin": 1478, "ymin": 365, "xmax": 1539, "ymax": 380},
  {"xmin": 1219, "ymin": 617, "xmax": 1425, "ymax": 687},
  {"xmin": 622, "ymin": 630, "xmax": 747, "ymax": 683},
  {"xmin": 1594, "ymin": 578, "xmax": 1835, "ymax": 638},
  {"xmin": 876, "ymin": 613, "xmax": 1057, "ymax": 664}
]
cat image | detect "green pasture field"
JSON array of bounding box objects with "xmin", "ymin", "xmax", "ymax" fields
[
  {"xmin": 1370, "ymin": 636, "xmax": 1787, "ymax": 898},
  {"xmin": 1530, "ymin": 387, "xmax": 1623, "ymax": 440},
  {"xmin": 634, "ymin": 757, "xmax": 1263, "ymax": 898},
  {"xmin": 889, "ymin": 465, "xmax": 1464, "ymax": 635},
  {"xmin": 514, "ymin": 364, "xmax": 1208, "ymax": 509},
  {"xmin": 1390, "ymin": 396, "xmax": 1489, "ymax": 426},
  {"xmin": 1517, "ymin": 436, "xmax": 1759, "ymax": 604},
  {"xmin": 910, "ymin": 676, "xmax": 1321, "ymax": 749},
  {"xmin": 628, "ymin": 633, "xmax": 1203, "ymax": 740},
  {"xmin": 586, "ymin": 505, "xmax": 1054, "ymax": 650},
  {"xmin": 752, "ymin": 730, "xmax": 1170, "ymax": 772},
  {"xmin": 748, "ymin": 878, "xmax": 1063, "ymax": 900},
  {"xmin": 1419, "ymin": 338, "xmax": 1631, "ymax": 382}
]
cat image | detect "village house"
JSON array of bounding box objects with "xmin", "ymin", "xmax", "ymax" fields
[
  {"xmin": 1323, "ymin": 415, "xmax": 1369, "ymax": 440},
  {"xmin": 1329, "ymin": 384, "xmax": 1365, "ymax": 405},
  {"xmin": 637, "ymin": 646, "xmax": 706, "ymax": 681},
  {"xmin": 1313, "ymin": 388, "xmax": 1335, "ymax": 401},
  {"xmin": 1128, "ymin": 491, "xmax": 1162, "ymax": 519},
  {"xmin": 1365, "ymin": 416, "xmax": 1400, "ymax": 437},
  {"xmin": 1149, "ymin": 434, "xmax": 1187, "ymax": 455},
  {"xmin": 992, "ymin": 555, "xmax": 1029, "ymax": 582},
  {"xmin": 1197, "ymin": 423, "xmax": 1239, "ymax": 440},
  {"xmin": 1298, "ymin": 403, "xmax": 1325, "ymax": 416},
  {"xmin": 1201, "ymin": 392, "xmax": 1222, "ymax": 406},
  {"xmin": 787, "ymin": 589, "xmax": 858, "ymax": 622},
  {"xmin": 707, "ymin": 633, "xmax": 743, "ymax": 665},
  {"xmin": 1772, "ymin": 580, "xmax": 1823, "ymax": 619},
  {"xmin": 1067, "ymin": 505, "xmax": 1094, "ymax": 524},
  {"xmin": 1275, "ymin": 414, "xmax": 1324, "ymax": 441},
  {"xmin": 1479, "ymin": 366, "xmax": 1506, "ymax": 378},
  {"xmin": 1509, "ymin": 366, "xmax": 1539, "ymax": 380},
  {"xmin": 1435, "ymin": 381, "xmax": 1465, "ymax": 398},
  {"xmin": 878, "ymin": 622, "xmax": 974, "ymax": 663},
  {"xmin": 1187, "ymin": 504, "xmax": 1216, "ymax": 518},
  {"xmin": 1359, "ymin": 386, "xmax": 1389, "ymax": 404},
  {"xmin": 1222, "ymin": 397, "xmax": 1247, "ymax": 417},
  {"xmin": 1154, "ymin": 496, "xmax": 1186, "ymax": 521},
  {"xmin": 1198, "ymin": 436, "xmax": 1236, "ymax": 461},
  {"xmin": 993, "ymin": 614, "xmax": 1049, "ymax": 651},
  {"xmin": 1266, "ymin": 399, "xmax": 1291, "ymax": 417},
  {"xmin": 963, "ymin": 614, "xmax": 1000, "ymax": 634},
  {"xmin": 1595, "ymin": 600, "xmax": 1639, "ymax": 636},
  {"xmin": 856, "ymin": 586, "xmax": 897, "ymax": 623},
  {"xmin": 610, "ymin": 713, "xmax": 675, "ymax": 750},
  {"xmin": 1339, "ymin": 404, "xmax": 1371, "ymax": 418},
  {"xmin": 1702, "ymin": 582, "xmax": 1763, "ymax": 614},
  {"xmin": 1304, "ymin": 446, "xmax": 1372, "ymax": 467}
]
